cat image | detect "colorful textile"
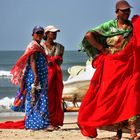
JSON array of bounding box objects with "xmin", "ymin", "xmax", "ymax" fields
[
  {"xmin": 42, "ymin": 41, "xmax": 64, "ymax": 126},
  {"xmin": 0, "ymin": 41, "xmax": 50, "ymax": 130},
  {"xmin": 24, "ymin": 52, "xmax": 50, "ymax": 130},
  {"xmin": 78, "ymin": 15, "xmax": 140, "ymax": 138},
  {"xmin": 43, "ymin": 42, "xmax": 64, "ymax": 65},
  {"xmin": 10, "ymin": 41, "xmax": 46, "ymax": 85},
  {"xmin": 0, "ymin": 120, "xmax": 25, "ymax": 129},
  {"xmin": 80, "ymin": 19, "xmax": 132, "ymax": 59},
  {"xmin": 47, "ymin": 56, "xmax": 64, "ymax": 126}
]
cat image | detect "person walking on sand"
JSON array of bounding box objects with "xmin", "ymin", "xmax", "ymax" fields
[
  {"xmin": 42, "ymin": 25, "xmax": 64, "ymax": 130},
  {"xmin": 78, "ymin": 0, "xmax": 140, "ymax": 139}
]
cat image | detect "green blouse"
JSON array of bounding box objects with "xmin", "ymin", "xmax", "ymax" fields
[{"xmin": 80, "ymin": 19, "xmax": 132, "ymax": 59}]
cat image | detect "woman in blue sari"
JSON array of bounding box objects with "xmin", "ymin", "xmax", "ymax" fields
[{"xmin": 0, "ymin": 26, "xmax": 54, "ymax": 131}]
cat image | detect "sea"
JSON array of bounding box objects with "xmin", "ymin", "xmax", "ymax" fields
[{"xmin": 0, "ymin": 50, "xmax": 87, "ymax": 116}]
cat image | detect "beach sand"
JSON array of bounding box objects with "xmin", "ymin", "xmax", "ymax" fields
[{"xmin": 0, "ymin": 112, "xmax": 138, "ymax": 140}]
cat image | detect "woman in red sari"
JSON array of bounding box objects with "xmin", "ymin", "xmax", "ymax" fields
[
  {"xmin": 42, "ymin": 25, "xmax": 64, "ymax": 129},
  {"xmin": 78, "ymin": 1, "xmax": 140, "ymax": 140}
]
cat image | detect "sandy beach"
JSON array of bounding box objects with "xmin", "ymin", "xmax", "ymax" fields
[{"xmin": 0, "ymin": 112, "xmax": 137, "ymax": 140}]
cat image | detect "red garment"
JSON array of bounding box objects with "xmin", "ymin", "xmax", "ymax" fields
[
  {"xmin": 78, "ymin": 15, "xmax": 140, "ymax": 138},
  {"xmin": 0, "ymin": 120, "xmax": 25, "ymax": 129},
  {"xmin": 47, "ymin": 56, "xmax": 64, "ymax": 126},
  {"xmin": 0, "ymin": 116, "xmax": 26, "ymax": 129},
  {"xmin": 11, "ymin": 41, "xmax": 46, "ymax": 85}
]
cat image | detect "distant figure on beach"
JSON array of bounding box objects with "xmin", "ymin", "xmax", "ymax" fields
[
  {"xmin": 0, "ymin": 26, "xmax": 54, "ymax": 131},
  {"xmin": 42, "ymin": 25, "xmax": 64, "ymax": 129},
  {"xmin": 78, "ymin": 0, "xmax": 140, "ymax": 139}
]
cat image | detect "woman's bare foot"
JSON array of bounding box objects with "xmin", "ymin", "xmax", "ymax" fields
[
  {"xmin": 44, "ymin": 125, "xmax": 55, "ymax": 132},
  {"xmin": 54, "ymin": 126, "xmax": 61, "ymax": 130}
]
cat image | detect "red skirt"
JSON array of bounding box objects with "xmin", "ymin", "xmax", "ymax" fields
[{"xmin": 78, "ymin": 15, "xmax": 140, "ymax": 138}]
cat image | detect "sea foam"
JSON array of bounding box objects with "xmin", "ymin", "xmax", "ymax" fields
[{"xmin": 0, "ymin": 70, "xmax": 12, "ymax": 78}]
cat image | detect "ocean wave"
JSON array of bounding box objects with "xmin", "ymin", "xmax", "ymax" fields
[
  {"xmin": 0, "ymin": 70, "xmax": 12, "ymax": 78},
  {"xmin": 0, "ymin": 97, "xmax": 14, "ymax": 112}
]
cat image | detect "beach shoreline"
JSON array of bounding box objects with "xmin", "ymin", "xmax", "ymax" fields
[{"xmin": 0, "ymin": 112, "xmax": 136, "ymax": 140}]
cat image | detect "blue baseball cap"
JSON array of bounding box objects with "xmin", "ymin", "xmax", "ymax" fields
[{"xmin": 32, "ymin": 26, "xmax": 44, "ymax": 34}]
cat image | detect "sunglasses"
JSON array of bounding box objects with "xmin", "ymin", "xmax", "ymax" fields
[{"xmin": 36, "ymin": 31, "xmax": 44, "ymax": 35}]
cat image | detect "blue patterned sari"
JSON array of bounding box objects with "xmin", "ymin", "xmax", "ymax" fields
[{"xmin": 11, "ymin": 41, "xmax": 50, "ymax": 130}]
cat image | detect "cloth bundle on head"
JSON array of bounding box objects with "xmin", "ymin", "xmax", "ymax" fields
[
  {"xmin": 116, "ymin": 0, "xmax": 132, "ymax": 11},
  {"xmin": 32, "ymin": 26, "xmax": 44, "ymax": 34},
  {"xmin": 44, "ymin": 25, "xmax": 60, "ymax": 34}
]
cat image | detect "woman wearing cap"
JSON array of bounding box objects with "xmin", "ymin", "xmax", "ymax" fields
[
  {"xmin": 0, "ymin": 26, "xmax": 54, "ymax": 131},
  {"xmin": 78, "ymin": 0, "xmax": 140, "ymax": 139},
  {"xmin": 42, "ymin": 25, "xmax": 64, "ymax": 129}
]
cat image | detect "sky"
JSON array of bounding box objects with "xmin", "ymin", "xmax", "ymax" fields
[{"xmin": 0, "ymin": 0, "xmax": 140, "ymax": 51}]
